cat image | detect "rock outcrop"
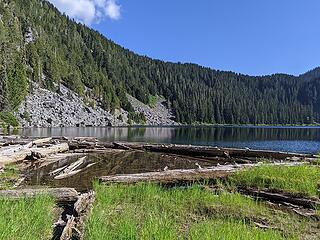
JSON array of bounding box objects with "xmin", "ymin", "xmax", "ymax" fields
[
  {"xmin": 15, "ymin": 83, "xmax": 177, "ymax": 127},
  {"xmin": 127, "ymin": 95, "xmax": 177, "ymax": 126}
]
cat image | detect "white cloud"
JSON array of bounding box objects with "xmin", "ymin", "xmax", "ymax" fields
[
  {"xmin": 48, "ymin": 0, "xmax": 121, "ymax": 25},
  {"xmin": 105, "ymin": 0, "xmax": 121, "ymax": 20}
]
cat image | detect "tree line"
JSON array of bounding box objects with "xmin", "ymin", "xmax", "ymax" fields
[{"xmin": 0, "ymin": 0, "xmax": 319, "ymax": 125}]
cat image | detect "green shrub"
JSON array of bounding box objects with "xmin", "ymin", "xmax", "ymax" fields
[{"xmin": 0, "ymin": 112, "xmax": 19, "ymax": 127}]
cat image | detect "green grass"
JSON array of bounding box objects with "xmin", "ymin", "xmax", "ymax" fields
[
  {"xmin": 84, "ymin": 183, "xmax": 316, "ymax": 239},
  {"xmin": 0, "ymin": 164, "xmax": 19, "ymax": 190},
  {"xmin": 229, "ymin": 165, "xmax": 320, "ymax": 198},
  {"xmin": 0, "ymin": 196, "xmax": 55, "ymax": 240}
]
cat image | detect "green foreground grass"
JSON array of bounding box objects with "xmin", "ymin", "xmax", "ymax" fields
[
  {"xmin": 0, "ymin": 196, "xmax": 55, "ymax": 240},
  {"xmin": 85, "ymin": 183, "xmax": 316, "ymax": 240},
  {"xmin": 229, "ymin": 164, "xmax": 320, "ymax": 198}
]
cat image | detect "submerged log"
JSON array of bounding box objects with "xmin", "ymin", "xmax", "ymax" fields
[
  {"xmin": 54, "ymin": 162, "xmax": 97, "ymax": 180},
  {"xmin": 107, "ymin": 142, "xmax": 316, "ymax": 161},
  {"xmin": 139, "ymin": 144, "xmax": 313, "ymax": 160},
  {"xmin": 0, "ymin": 188, "xmax": 79, "ymax": 203},
  {"xmin": 241, "ymin": 188, "xmax": 320, "ymax": 209}
]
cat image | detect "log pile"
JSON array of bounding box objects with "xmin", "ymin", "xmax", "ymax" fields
[{"xmin": 0, "ymin": 138, "xmax": 69, "ymax": 164}]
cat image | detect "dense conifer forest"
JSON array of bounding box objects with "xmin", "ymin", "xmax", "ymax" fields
[{"xmin": 0, "ymin": 0, "xmax": 319, "ymax": 124}]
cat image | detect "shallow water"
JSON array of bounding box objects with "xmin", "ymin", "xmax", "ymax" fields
[
  {"xmin": 18, "ymin": 126, "xmax": 320, "ymax": 153},
  {"xmin": 27, "ymin": 151, "xmax": 217, "ymax": 191}
]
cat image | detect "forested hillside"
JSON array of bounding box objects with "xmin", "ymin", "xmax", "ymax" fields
[{"xmin": 0, "ymin": 0, "xmax": 319, "ymax": 125}]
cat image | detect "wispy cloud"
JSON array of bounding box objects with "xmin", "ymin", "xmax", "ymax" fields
[{"xmin": 48, "ymin": 0, "xmax": 121, "ymax": 25}]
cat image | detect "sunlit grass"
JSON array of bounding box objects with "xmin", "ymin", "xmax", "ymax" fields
[
  {"xmin": 0, "ymin": 196, "xmax": 55, "ymax": 240},
  {"xmin": 84, "ymin": 183, "xmax": 314, "ymax": 239},
  {"xmin": 229, "ymin": 165, "xmax": 320, "ymax": 198}
]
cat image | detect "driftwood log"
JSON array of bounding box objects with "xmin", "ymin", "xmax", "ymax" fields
[
  {"xmin": 98, "ymin": 165, "xmax": 244, "ymax": 184},
  {"xmin": 98, "ymin": 162, "xmax": 305, "ymax": 184},
  {"xmin": 0, "ymin": 142, "xmax": 33, "ymax": 164},
  {"xmin": 30, "ymin": 143, "xmax": 69, "ymax": 159},
  {"xmin": 0, "ymin": 188, "xmax": 79, "ymax": 203}
]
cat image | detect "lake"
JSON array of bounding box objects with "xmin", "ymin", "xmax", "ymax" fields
[{"xmin": 17, "ymin": 126, "xmax": 320, "ymax": 154}]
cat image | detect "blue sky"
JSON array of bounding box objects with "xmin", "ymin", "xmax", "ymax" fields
[{"xmin": 49, "ymin": 0, "xmax": 320, "ymax": 76}]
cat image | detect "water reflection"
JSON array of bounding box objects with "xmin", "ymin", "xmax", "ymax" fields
[
  {"xmin": 28, "ymin": 151, "xmax": 216, "ymax": 191},
  {"xmin": 18, "ymin": 126, "xmax": 320, "ymax": 153}
]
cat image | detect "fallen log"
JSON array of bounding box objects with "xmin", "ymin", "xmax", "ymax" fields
[
  {"xmin": 60, "ymin": 191, "xmax": 95, "ymax": 240},
  {"xmin": 0, "ymin": 149, "xmax": 31, "ymax": 164},
  {"xmin": 0, "ymin": 142, "xmax": 33, "ymax": 164},
  {"xmin": 32, "ymin": 137, "xmax": 53, "ymax": 145},
  {"xmin": 98, "ymin": 162, "xmax": 305, "ymax": 185},
  {"xmin": 98, "ymin": 164, "xmax": 257, "ymax": 184},
  {"xmin": 137, "ymin": 143, "xmax": 313, "ymax": 160},
  {"xmin": 30, "ymin": 143, "xmax": 69, "ymax": 159},
  {"xmin": 240, "ymin": 188, "xmax": 320, "ymax": 209},
  {"xmin": 0, "ymin": 188, "xmax": 79, "ymax": 203},
  {"xmin": 0, "ymin": 142, "xmax": 32, "ymax": 155}
]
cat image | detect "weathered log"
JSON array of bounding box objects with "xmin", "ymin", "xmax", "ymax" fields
[
  {"xmin": 53, "ymin": 156, "xmax": 86, "ymax": 179},
  {"xmin": 98, "ymin": 164, "xmax": 255, "ymax": 184},
  {"xmin": 0, "ymin": 149, "xmax": 31, "ymax": 164},
  {"xmin": 138, "ymin": 143, "xmax": 313, "ymax": 160},
  {"xmin": 240, "ymin": 188, "xmax": 320, "ymax": 209},
  {"xmin": 0, "ymin": 143, "xmax": 30, "ymax": 154},
  {"xmin": 32, "ymin": 137, "xmax": 52, "ymax": 145},
  {"xmin": 98, "ymin": 162, "xmax": 305, "ymax": 184},
  {"xmin": 60, "ymin": 191, "xmax": 95, "ymax": 240},
  {"xmin": 30, "ymin": 143, "xmax": 69, "ymax": 158},
  {"xmin": 0, "ymin": 188, "xmax": 79, "ymax": 203},
  {"xmin": 0, "ymin": 142, "xmax": 33, "ymax": 164}
]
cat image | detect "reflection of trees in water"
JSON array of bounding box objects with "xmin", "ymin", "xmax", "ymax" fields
[
  {"xmin": 174, "ymin": 127, "xmax": 320, "ymax": 142},
  {"xmin": 19, "ymin": 126, "xmax": 320, "ymax": 143}
]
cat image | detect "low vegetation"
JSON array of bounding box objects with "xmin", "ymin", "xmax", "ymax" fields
[
  {"xmin": 0, "ymin": 112, "xmax": 19, "ymax": 128},
  {"xmin": 229, "ymin": 165, "xmax": 320, "ymax": 198},
  {"xmin": 0, "ymin": 196, "xmax": 55, "ymax": 240},
  {"xmin": 0, "ymin": 163, "xmax": 19, "ymax": 190},
  {"xmin": 85, "ymin": 183, "xmax": 316, "ymax": 239},
  {"xmin": 128, "ymin": 111, "xmax": 146, "ymax": 125}
]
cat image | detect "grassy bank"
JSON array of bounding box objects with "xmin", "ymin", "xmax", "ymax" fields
[
  {"xmin": 229, "ymin": 165, "xmax": 320, "ymax": 198},
  {"xmin": 0, "ymin": 196, "xmax": 55, "ymax": 240},
  {"xmin": 85, "ymin": 183, "xmax": 316, "ymax": 239}
]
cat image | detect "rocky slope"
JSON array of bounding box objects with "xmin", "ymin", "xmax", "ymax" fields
[{"xmin": 15, "ymin": 83, "xmax": 177, "ymax": 127}]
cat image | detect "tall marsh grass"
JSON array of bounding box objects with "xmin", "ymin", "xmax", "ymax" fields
[
  {"xmin": 229, "ymin": 165, "xmax": 320, "ymax": 197},
  {"xmin": 85, "ymin": 183, "xmax": 311, "ymax": 239}
]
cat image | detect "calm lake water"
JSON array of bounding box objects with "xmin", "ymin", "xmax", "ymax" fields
[{"xmin": 18, "ymin": 126, "xmax": 320, "ymax": 154}]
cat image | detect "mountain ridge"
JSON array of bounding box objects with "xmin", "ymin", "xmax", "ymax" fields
[{"xmin": 0, "ymin": 0, "xmax": 319, "ymax": 126}]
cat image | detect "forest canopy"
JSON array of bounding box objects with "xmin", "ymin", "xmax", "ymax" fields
[{"xmin": 0, "ymin": 0, "xmax": 319, "ymax": 124}]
